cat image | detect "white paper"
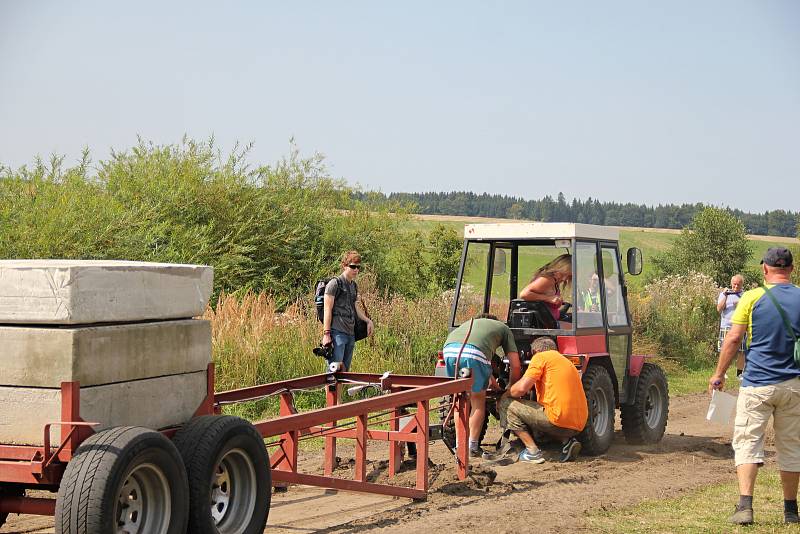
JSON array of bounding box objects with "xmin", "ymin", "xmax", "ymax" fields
[{"xmin": 706, "ymin": 389, "xmax": 737, "ymax": 424}]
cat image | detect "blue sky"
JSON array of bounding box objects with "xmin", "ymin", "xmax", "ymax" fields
[{"xmin": 1, "ymin": 1, "xmax": 798, "ymax": 212}]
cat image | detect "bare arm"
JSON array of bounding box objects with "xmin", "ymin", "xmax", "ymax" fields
[
  {"xmin": 520, "ymin": 277, "xmax": 560, "ymax": 305},
  {"xmin": 716, "ymin": 292, "xmax": 728, "ymax": 314},
  {"xmin": 509, "ymin": 374, "xmax": 535, "ymax": 398},
  {"xmin": 507, "ymin": 351, "xmax": 521, "ymax": 386},
  {"xmin": 709, "ymin": 323, "xmax": 746, "ymax": 392},
  {"xmin": 322, "ymin": 294, "xmax": 335, "ymax": 344}
]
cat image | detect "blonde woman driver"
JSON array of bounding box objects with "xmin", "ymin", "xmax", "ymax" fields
[{"xmin": 520, "ymin": 254, "xmax": 572, "ymax": 328}]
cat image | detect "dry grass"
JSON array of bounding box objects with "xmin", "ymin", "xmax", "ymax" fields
[{"xmin": 203, "ymin": 290, "xmax": 451, "ymax": 418}]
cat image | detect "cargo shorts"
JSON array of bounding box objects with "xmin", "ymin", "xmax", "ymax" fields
[
  {"xmin": 732, "ymin": 377, "xmax": 800, "ymax": 471},
  {"xmin": 498, "ymin": 396, "xmax": 577, "ymax": 441}
]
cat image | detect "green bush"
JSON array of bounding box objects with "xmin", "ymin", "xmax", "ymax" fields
[
  {"xmin": 629, "ymin": 272, "xmax": 721, "ymax": 368},
  {"xmin": 650, "ymin": 207, "xmax": 752, "ymax": 286},
  {"xmin": 0, "ymin": 138, "xmax": 441, "ymax": 304}
]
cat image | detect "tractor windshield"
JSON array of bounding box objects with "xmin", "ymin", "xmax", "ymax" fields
[{"xmin": 452, "ymin": 241, "xmax": 572, "ymax": 328}]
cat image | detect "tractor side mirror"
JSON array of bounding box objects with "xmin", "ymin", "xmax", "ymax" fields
[
  {"xmin": 626, "ymin": 247, "xmax": 643, "ymax": 276},
  {"xmin": 493, "ymin": 249, "xmax": 507, "ymax": 276}
]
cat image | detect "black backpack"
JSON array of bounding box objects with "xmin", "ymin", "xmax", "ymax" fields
[{"xmin": 314, "ymin": 277, "xmax": 338, "ymax": 322}]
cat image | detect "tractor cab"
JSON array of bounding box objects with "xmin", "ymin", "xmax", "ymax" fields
[{"xmin": 445, "ymin": 222, "xmax": 667, "ymax": 455}]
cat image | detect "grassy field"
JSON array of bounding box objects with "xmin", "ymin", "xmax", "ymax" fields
[{"xmin": 587, "ymin": 468, "xmax": 790, "ymax": 533}]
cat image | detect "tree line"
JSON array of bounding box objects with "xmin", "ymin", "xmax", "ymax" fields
[{"xmin": 354, "ymin": 191, "xmax": 800, "ymax": 238}]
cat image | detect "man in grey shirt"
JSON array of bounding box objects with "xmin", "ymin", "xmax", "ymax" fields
[{"xmin": 322, "ymin": 250, "xmax": 373, "ymax": 370}]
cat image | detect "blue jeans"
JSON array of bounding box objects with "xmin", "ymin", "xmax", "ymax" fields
[{"xmin": 331, "ymin": 329, "xmax": 356, "ymax": 371}]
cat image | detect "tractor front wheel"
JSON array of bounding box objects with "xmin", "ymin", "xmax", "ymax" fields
[
  {"xmin": 578, "ymin": 365, "xmax": 615, "ymax": 455},
  {"xmin": 621, "ymin": 363, "xmax": 669, "ymax": 444}
]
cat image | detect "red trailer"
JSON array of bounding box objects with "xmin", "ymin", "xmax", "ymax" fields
[{"xmin": 0, "ymin": 364, "xmax": 472, "ymax": 533}]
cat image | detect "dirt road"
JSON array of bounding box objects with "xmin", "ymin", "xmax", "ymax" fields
[{"xmin": 2, "ymin": 392, "xmax": 747, "ymax": 533}]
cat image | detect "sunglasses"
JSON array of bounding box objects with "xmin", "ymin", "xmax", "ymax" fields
[{"xmin": 348, "ymin": 264, "xmax": 362, "ymax": 270}]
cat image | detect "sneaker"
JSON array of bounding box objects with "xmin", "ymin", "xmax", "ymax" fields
[
  {"xmin": 785, "ymin": 511, "xmax": 800, "ymax": 524},
  {"xmin": 517, "ymin": 448, "xmax": 546, "ymax": 464},
  {"xmin": 559, "ymin": 438, "xmax": 582, "ymax": 463},
  {"xmin": 469, "ymin": 446, "xmax": 486, "ymax": 458},
  {"xmin": 728, "ymin": 505, "xmax": 753, "ymax": 525}
]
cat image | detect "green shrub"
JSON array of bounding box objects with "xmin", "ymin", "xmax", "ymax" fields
[
  {"xmin": 629, "ymin": 272, "xmax": 721, "ymax": 368},
  {"xmin": 650, "ymin": 207, "xmax": 752, "ymax": 286},
  {"xmin": 0, "ymin": 138, "xmax": 438, "ymax": 303}
]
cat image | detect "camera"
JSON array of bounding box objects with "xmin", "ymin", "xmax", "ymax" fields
[{"xmin": 312, "ymin": 343, "xmax": 333, "ymax": 360}]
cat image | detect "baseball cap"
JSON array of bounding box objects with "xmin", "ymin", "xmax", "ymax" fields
[{"xmin": 761, "ymin": 247, "xmax": 793, "ymax": 268}]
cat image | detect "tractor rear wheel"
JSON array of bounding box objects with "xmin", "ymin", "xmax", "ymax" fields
[
  {"xmin": 621, "ymin": 363, "xmax": 669, "ymax": 444},
  {"xmin": 578, "ymin": 365, "xmax": 615, "ymax": 455}
]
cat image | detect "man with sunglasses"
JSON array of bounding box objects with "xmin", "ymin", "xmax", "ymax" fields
[{"xmin": 321, "ymin": 250, "xmax": 374, "ymax": 371}]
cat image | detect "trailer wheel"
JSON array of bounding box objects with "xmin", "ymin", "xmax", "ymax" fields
[
  {"xmin": 173, "ymin": 415, "xmax": 271, "ymax": 534},
  {"xmin": 55, "ymin": 426, "xmax": 189, "ymax": 534},
  {"xmin": 0, "ymin": 484, "xmax": 24, "ymax": 527},
  {"xmin": 578, "ymin": 365, "xmax": 615, "ymax": 455},
  {"xmin": 621, "ymin": 363, "xmax": 669, "ymax": 444}
]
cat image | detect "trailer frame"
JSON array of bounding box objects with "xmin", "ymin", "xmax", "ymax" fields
[{"xmin": 0, "ymin": 363, "xmax": 472, "ymax": 519}]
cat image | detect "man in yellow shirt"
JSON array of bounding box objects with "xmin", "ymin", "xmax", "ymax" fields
[{"xmin": 499, "ymin": 337, "xmax": 588, "ymax": 463}]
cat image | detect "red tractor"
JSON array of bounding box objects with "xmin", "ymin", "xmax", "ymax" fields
[{"xmin": 437, "ymin": 222, "xmax": 669, "ymax": 454}]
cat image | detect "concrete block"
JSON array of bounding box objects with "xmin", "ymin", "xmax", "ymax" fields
[
  {"xmin": 0, "ymin": 319, "xmax": 211, "ymax": 387},
  {"xmin": 0, "ymin": 260, "xmax": 213, "ymax": 324},
  {"xmin": 0, "ymin": 371, "xmax": 207, "ymax": 445}
]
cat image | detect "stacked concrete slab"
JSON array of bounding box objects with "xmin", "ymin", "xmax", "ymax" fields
[{"xmin": 0, "ymin": 260, "xmax": 214, "ymax": 445}]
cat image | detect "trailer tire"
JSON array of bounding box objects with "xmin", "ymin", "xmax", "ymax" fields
[
  {"xmin": 577, "ymin": 365, "xmax": 615, "ymax": 455},
  {"xmin": 173, "ymin": 415, "xmax": 271, "ymax": 534},
  {"xmin": 621, "ymin": 363, "xmax": 669, "ymax": 444},
  {"xmin": 55, "ymin": 426, "xmax": 189, "ymax": 534},
  {"xmin": 0, "ymin": 484, "xmax": 24, "ymax": 527}
]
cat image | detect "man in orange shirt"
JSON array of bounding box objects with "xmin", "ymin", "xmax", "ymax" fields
[{"xmin": 499, "ymin": 337, "xmax": 588, "ymax": 463}]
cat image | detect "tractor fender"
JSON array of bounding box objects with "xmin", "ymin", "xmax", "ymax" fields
[{"xmin": 628, "ymin": 354, "xmax": 647, "ymax": 377}]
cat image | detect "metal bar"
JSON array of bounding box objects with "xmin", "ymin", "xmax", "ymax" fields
[
  {"xmin": 324, "ymin": 384, "xmax": 338, "ymax": 476},
  {"xmin": 276, "ymin": 392, "xmax": 298, "ymax": 474},
  {"xmin": 389, "ymin": 407, "xmax": 401, "ymax": 478},
  {"xmin": 252, "ymin": 378, "xmax": 472, "ymax": 437},
  {"xmin": 306, "ymin": 428, "xmax": 417, "ymax": 442},
  {"xmin": 415, "ymin": 400, "xmax": 430, "ymax": 491},
  {"xmin": 456, "ymin": 393, "xmax": 469, "ymax": 480},
  {"xmin": 271, "ymin": 471, "xmax": 426, "ymax": 501},
  {"xmin": 340, "ymin": 373, "xmax": 454, "ymax": 388},
  {"xmin": 0, "ymin": 496, "xmax": 56, "ymax": 516},
  {"xmin": 0, "ymin": 446, "xmax": 43, "ymax": 462},
  {"xmin": 61, "ymin": 381, "xmax": 82, "ymax": 455},
  {"xmin": 0, "ymin": 461, "xmax": 63, "ymax": 485},
  {"xmin": 192, "ymin": 362, "xmax": 217, "ymax": 417},
  {"xmin": 214, "ymin": 374, "xmax": 330, "ymax": 404},
  {"xmin": 355, "ymin": 414, "xmax": 367, "ymax": 482}
]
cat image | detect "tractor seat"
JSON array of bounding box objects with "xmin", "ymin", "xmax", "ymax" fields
[{"xmin": 507, "ymin": 299, "xmax": 557, "ymax": 329}]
